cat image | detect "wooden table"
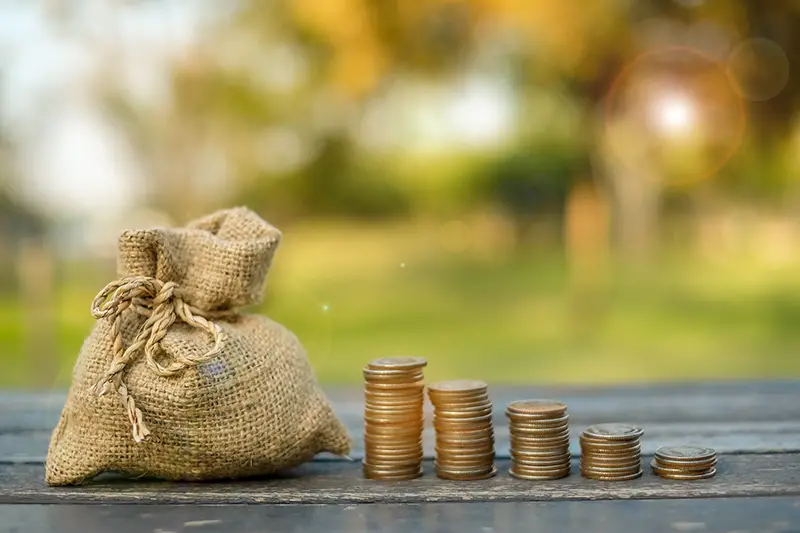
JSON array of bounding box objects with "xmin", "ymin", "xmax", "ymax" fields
[{"xmin": 2, "ymin": 381, "xmax": 799, "ymax": 532}]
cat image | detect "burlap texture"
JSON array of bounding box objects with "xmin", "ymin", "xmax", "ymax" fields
[{"xmin": 45, "ymin": 207, "xmax": 351, "ymax": 486}]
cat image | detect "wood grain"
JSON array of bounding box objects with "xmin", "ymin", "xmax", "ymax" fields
[
  {"xmin": 2, "ymin": 454, "xmax": 799, "ymax": 504},
  {"xmin": 3, "ymin": 497, "xmax": 800, "ymax": 533},
  {"xmin": 5, "ymin": 381, "xmax": 800, "ymax": 431},
  {"xmin": 3, "ymin": 382, "xmax": 800, "ymax": 463}
]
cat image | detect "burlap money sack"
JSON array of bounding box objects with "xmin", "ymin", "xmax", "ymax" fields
[{"xmin": 45, "ymin": 207, "xmax": 351, "ymax": 486}]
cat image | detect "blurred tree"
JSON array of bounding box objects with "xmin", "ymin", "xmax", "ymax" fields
[
  {"xmin": 99, "ymin": 0, "xmax": 800, "ymax": 247},
  {"xmin": 480, "ymin": 143, "xmax": 587, "ymax": 245}
]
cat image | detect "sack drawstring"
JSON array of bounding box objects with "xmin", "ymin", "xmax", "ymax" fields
[{"xmin": 90, "ymin": 276, "xmax": 228, "ymax": 442}]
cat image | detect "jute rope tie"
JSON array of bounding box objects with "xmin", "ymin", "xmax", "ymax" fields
[{"xmin": 90, "ymin": 276, "xmax": 229, "ymax": 442}]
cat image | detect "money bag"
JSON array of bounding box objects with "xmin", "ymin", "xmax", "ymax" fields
[{"xmin": 46, "ymin": 207, "xmax": 351, "ymax": 485}]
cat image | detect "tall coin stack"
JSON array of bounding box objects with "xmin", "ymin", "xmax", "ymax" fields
[
  {"xmin": 506, "ymin": 400, "xmax": 571, "ymax": 480},
  {"xmin": 651, "ymin": 446, "xmax": 717, "ymax": 480},
  {"xmin": 428, "ymin": 380, "xmax": 496, "ymax": 480},
  {"xmin": 362, "ymin": 357, "xmax": 427, "ymax": 480},
  {"xmin": 580, "ymin": 423, "xmax": 644, "ymax": 481}
]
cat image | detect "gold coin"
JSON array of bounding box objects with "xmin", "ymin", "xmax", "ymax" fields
[
  {"xmin": 582, "ymin": 423, "xmax": 643, "ymax": 441},
  {"xmin": 365, "ymin": 382, "xmax": 425, "ymax": 393},
  {"xmin": 509, "ymin": 466, "xmax": 570, "ymax": 480},
  {"xmin": 650, "ymin": 459, "xmax": 716, "ymax": 475},
  {"xmin": 364, "ymin": 414, "xmax": 423, "ymax": 425},
  {"xmin": 364, "ymin": 471, "xmax": 423, "ymax": 481},
  {"xmin": 581, "ymin": 456, "xmax": 641, "ymax": 468},
  {"xmin": 509, "ymin": 414, "xmax": 571, "ymax": 427},
  {"xmin": 365, "ymin": 386, "xmax": 424, "ymax": 396},
  {"xmin": 364, "ymin": 448, "xmax": 424, "ymax": 464},
  {"xmin": 435, "ymin": 411, "xmax": 493, "ymax": 422},
  {"xmin": 512, "ymin": 435, "xmax": 570, "ymax": 445},
  {"xmin": 364, "ymin": 435, "xmax": 423, "ymax": 444},
  {"xmin": 363, "ymin": 366, "xmax": 424, "ymax": 378},
  {"xmin": 364, "ymin": 457, "xmax": 424, "ymax": 468},
  {"xmin": 651, "ymin": 465, "xmax": 717, "ymax": 480},
  {"xmin": 508, "ymin": 429, "xmax": 569, "ymax": 444},
  {"xmin": 428, "ymin": 391, "xmax": 488, "ymax": 403},
  {"xmin": 511, "ymin": 440, "xmax": 570, "ymax": 451},
  {"xmin": 430, "ymin": 395, "xmax": 489, "ymax": 404},
  {"xmin": 581, "ymin": 463, "xmax": 641, "ymax": 476},
  {"xmin": 364, "ymin": 430, "xmax": 422, "ymax": 441},
  {"xmin": 363, "ymin": 407, "xmax": 423, "ymax": 418},
  {"xmin": 434, "ymin": 423, "xmax": 494, "ymax": 434},
  {"xmin": 435, "ymin": 466, "xmax": 497, "ymax": 481},
  {"xmin": 654, "ymin": 446, "xmax": 715, "ymax": 463},
  {"xmin": 365, "ymin": 445, "xmax": 423, "ymax": 455},
  {"xmin": 436, "ymin": 449, "xmax": 495, "ymax": 461},
  {"xmin": 428, "ymin": 380, "xmax": 488, "ymax": 393},
  {"xmin": 363, "ymin": 460, "xmax": 423, "ymax": 473},
  {"xmin": 436, "ymin": 441, "xmax": 494, "ymax": 452},
  {"xmin": 511, "ymin": 456, "xmax": 572, "ymax": 470},
  {"xmin": 506, "ymin": 399, "xmax": 567, "ymax": 418},
  {"xmin": 511, "ymin": 453, "xmax": 571, "ymax": 466},
  {"xmin": 435, "ymin": 429, "xmax": 494, "ymax": 440},
  {"xmin": 430, "ymin": 395, "xmax": 489, "ymax": 407},
  {"xmin": 432, "ymin": 398, "xmax": 492, "ymax": 410},
  {"xmin": 364, "ymin": 416, "xmax": 423, "ymax": 426},
  {"xmin": 363, "ymin": 365, "xmax": 424, "ymax": 376},
  {"xmin": 435, "ymin": 434, "xmax": 495, "ymax": 446},
  {"xmin": 364, "ymin": 453, "xmax": 424, "ymax": 464},
  {"xmin": 512, "ymin": 461, "xmax": 572, "ymax": 474},
  {"xmin": 433, "ymin": 406, "xmax": 494, "ymax": 419},
  {"xmin": 511, "ymin": 454, "xmax": 571, "ymax": 465},
  {"xmin": 581, "ymin": 469, "xmax": 643, "ymax": 481},
  {"xmin": 653, "ymin": 458, "xmax": 717, "ymax": 471},
  {"xmin": 580, "ymin": 439, "xmax": 641, "ymax": 453},
  {"xmin": 364, "ymin": 404, "xmax": 423, "ymax": 414},
  {"xmin": 368, "ymin": 357, "xmax": 428, "ymax": 370},
  {"xmin": 435, "ymin": 448, "xmax": 495, "ymax": 458},
  {"xmin": 510, "ymin": 446, "xmax": 569, "ymax": 456},
  {"xmin": 364, "ymin": 400, "xmax": 423, "ymax": 410},
  {"xmin": 364, "ymin": 434, "xmax": 422, "ymax": 444},
  {"xmin": 436, "ymin": 440, "xmax": 495, "ymax": 451},
  {"xmin": 364, "ymin": 397, "xmax": 424, "ymax": 407},
  {"xmin": 363, "ymin": 373, "xmax": 425, "ymax": 385},
  {"xmin": 364, "ymin": 423, "xmax": 423, "ymax": 433},
  {"xmin": 509, "ymin": 425, "xmax": 570, "ymax": 436},
  {"xmin": 363, "ymin": 466, "xmax": 424, "ymax": 481}
]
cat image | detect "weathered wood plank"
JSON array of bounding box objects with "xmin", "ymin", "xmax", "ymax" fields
[
  {"xmin": 4, "ymin": 421, "xmax": 800, "ymax": 464},
  {"xmin": 4, "ymin": 381, "xmax": 799, "ymax": 432},
  {"xmin": 1, "ymin": 454, "xmax": 799, "ymax": 504},
  {"xmin": 3, "ymin": 497, "xmax": 800, "ymax": 533},
  {"xmin": 4, "ymin": 381, "xmax": 800, "ymax": 463}
]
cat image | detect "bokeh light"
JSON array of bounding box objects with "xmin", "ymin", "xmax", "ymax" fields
[
  {"xmin": 605, "ymin": 47, "xmax": 746, "ymax": 186},
  {"xmin": 726, "ymin": 38, "xmax": 790, "ymax": 102},
  {"xmin": 650, "ymin": 93, "xmax": 696, "ymax": 137}
]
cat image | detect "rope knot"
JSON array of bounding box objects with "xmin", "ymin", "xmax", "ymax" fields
[{"xmin": 90, "ymin": 276, "xmax": 228, "ymax": 442}]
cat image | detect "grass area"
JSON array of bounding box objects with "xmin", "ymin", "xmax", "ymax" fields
[{"xmin": 2, "ymin": 221, "xmax": 800, "ymax": 389}]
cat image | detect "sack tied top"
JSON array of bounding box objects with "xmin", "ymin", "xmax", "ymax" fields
[{"xmin": 90, "ymin": 207, "xmax": 282, "ymax": 442}]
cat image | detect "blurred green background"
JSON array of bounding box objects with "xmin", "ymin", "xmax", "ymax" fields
[{"xmin": 2, "ymin": 0, "xmax": 800, "ymax": 389}]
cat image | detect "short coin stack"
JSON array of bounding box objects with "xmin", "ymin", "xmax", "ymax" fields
[
  {"xmin": 506, "ymin": 400, "xmax": 572, "ymax": 480},
  {"xmin": 428, "ymin": 380, "xmax": 496, "ymax": 480},
  {"xmin": 651, "ymin": 446, "xmax": 717, "ymax": 480},
  {"xmin": 362, "ymin": 357, "xmax": 427, "ymax": 480},
  {"xmin": 580, "ymin": 423, "xmax": 644, "ymax": 481}
]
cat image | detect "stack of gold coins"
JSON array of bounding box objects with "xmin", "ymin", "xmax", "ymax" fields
[
  {"xmin": 428, "ymin": 380, "xmax": 496, "ymax": 480},
  {"xmin": 651, "ymin": 446, "xmax": 717, "ymax": 480},
  {"xmin": 580, "ymin": 423, "xmax": 644, "ymax": 481},
  {"xmin": 506, "ymin": 400, "xmax": 571, "ymax": 480},
  {"xmin": 362, "ymin": 357, "xmax": 427, "ymax": 480}
]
